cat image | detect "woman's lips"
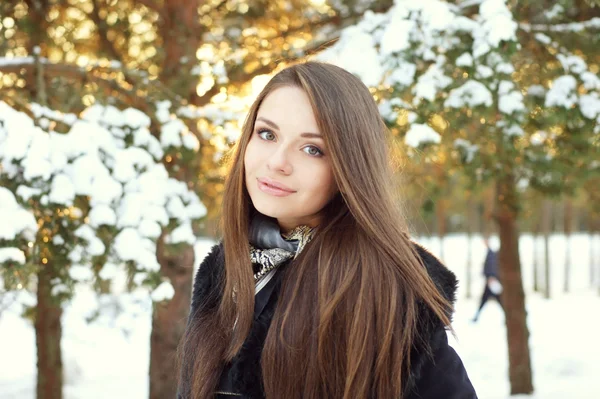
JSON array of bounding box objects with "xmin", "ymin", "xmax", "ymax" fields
[{"xmin": 257, "ymin": 177, "xmax": 296, "ymax": 197}]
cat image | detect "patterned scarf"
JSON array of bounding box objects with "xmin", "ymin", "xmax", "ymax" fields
[{"xmin": 248, "ymin": 213, "xmax": 314, "ymax": 283}]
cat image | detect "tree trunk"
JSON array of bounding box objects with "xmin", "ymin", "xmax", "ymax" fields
[
  {"xmin": 496, "ymin": 177, "xmax": 534, "ymax": 395},
  {"xmin": 541, "ymin": 199, "xmax": 552, "ymax": 299},
  {"xmin": 465, "ymin": 196, "xmax": 475, "ymax": 299},
  {"xmin": 35, "ymin": 263, "xmax": 63, "ymax": 399},
  {"xmin": 482, "ymin": 185, "xmax": 495, "ymax": 238},
  {"xmin": 597, "ymin": 233, "xmax": 600, "ymax": 296},
  {"xmin": 590, "ymin": 222, "xmax": 596, "ymax": 289},
  {"xmin": 594, "ymin": 219, "xmax": 600, "ymax": 295},
  {"xmin": 532, "ymin": 215, "xmax": 540, "ymax": 293},
  {"xmin": 563, "ymin": 199, "xmax": 573, "ymax": 293},
  {"xmin": 159, "ymin": 0, "xmax": 203, "ymax": 100},
  {"xmin": 149, "ymin": 235, "xmax": 196, "ymax": 399},
  {"xmin": 435, "ymin": 198, "xmax": 447, "ymax": 262}
]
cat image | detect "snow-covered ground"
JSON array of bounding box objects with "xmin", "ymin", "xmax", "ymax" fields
[{"xmin": 1, "ymin": 234, "xmax": 598, "ymax": 398}]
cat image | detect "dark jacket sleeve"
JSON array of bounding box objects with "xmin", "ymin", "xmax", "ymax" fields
[
  {"xmin": 406, "ymin": 326, "xmax": 477, "ymax": 399},
  {"xmin": 408, "ymin": 243, "xmax": 478, "ymax": 399},
  {"xmin": 188, "ymin": 243, "xmax": 223, "ymax": 320},
  {"xmin": 177, "ymin": 243, "xmax": 223, "ymax": 399}
]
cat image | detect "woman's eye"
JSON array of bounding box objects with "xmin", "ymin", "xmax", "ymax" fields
[
  {"xmin": 303, "ymin": 145, "xmax": 323, "ymax": 157},
  {"xmin": 258, "ymin": 130, "xmax": 275, "ymax": 141}
]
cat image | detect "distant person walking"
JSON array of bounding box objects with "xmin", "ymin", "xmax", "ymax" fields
[{"xmin": 472, "ymin": 238, "xmax": 504, "ymax": 322}]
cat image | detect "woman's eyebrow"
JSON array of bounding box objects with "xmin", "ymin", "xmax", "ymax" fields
[
  {"xmin": 300, "ymin": 132, "xmax": 323, "ymax": 139},
  {"xmin": 256, "ymin": 116, "xmax": 323, "ymax": 139},
  {"xmin": 256, "ymin": 116, "xmax": 279, "ymax": 130}
]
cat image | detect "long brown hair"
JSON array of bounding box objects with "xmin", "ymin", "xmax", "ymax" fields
[{"xmin": 179, "ymin": 62, "xmax": 451, "ymax": 398}]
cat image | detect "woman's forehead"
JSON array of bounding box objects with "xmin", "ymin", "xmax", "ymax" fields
[{"xmin": 255, "ymin": 87, "xmax": 320, "ymax": 134}]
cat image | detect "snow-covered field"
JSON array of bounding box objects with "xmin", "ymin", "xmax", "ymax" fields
[{"xmin": 1, "ymin": 234, "xmax": 599, "ymax": 398}]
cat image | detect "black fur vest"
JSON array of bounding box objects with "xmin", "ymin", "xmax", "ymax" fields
[{"xmin": 179, "ymin": 243, "xmax": 477, "ymax": 399}]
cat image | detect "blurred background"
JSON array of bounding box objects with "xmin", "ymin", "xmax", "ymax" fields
[{"xmin": 0, "ymin": 0, "xmax": 599, "ymax": 398}]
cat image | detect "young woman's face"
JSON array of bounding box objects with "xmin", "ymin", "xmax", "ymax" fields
[{"xmin": 244, "ymin": 86, "xmax": 338, "ymax": 233}]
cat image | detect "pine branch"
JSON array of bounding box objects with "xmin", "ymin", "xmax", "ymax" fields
[
  {"xmin": 34, "ymin": 50, "xmax": 47, "ymax": 106},
  {"xmin": 89, "ymin": 0, "xmax": 124, "ymax": 63},
  {"xmin": 0, "ymin": 57, "xmax": 179, "ymax": 110},
  {"xmin": 134, "ymin": 0, "xmax": 164, "ymax": 16},
  {"xmin": 189, "ymin": 3, "xmax": 393, "ymax": 107}
]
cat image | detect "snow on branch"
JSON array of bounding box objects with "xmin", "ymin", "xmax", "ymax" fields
[
  {"xmin": 0, "ymin": 101, "xmax": 207, "ymax": 303},
  {"xmin": 520, "ymin": 18, "xmax": 600, "ymax": 33}
]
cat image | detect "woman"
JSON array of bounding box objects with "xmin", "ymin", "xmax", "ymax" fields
[{"xmin": 178, "ymin": 62, "xmax": 477, "ymax": 399}]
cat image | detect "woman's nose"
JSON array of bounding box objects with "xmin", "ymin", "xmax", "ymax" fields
[{"xmin": 267, "ymin": 147, "xmax": 293, "ymax": 175}]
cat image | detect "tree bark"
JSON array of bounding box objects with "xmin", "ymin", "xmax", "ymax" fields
[
  {"xmin": 563, "ymin": 199, "xmax": 573, "ymax": 293},
  {"xmin": 483, "ymin": 186, "xmax": 494, "ymax": 234},
  {"xmin": 149, "ymin": 235, "xmax": 195, "ymax": 399},
  {"xmin": 35, "ymin": 263, "xmax": 63, "ymax": 399},
  {"xmin": 594, "ymin": 218, "xmax": 600, "ymax": 295},
  {"xmin": 435, "ymin": 198, "xmax": 447, "ymax": 262},
  {"xmin": 532, "ymin": 214, "xmax": 540, "ymax": 293},
  {"xmin": 465, "ymin": 196, "xmax": 476, "ymax": 299},
  {"xmin": 496, "ymin": 177, "xmax": 534, "ymax": 395},
  {"xmin": 541, "ymin": 199, "xmax": 552, "ymax": 299},
  {"xmin": 590, "ymin": 218, "xmax": 596, "ymax": 289}
]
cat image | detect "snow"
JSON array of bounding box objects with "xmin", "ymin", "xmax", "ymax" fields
[
  {"xmin": 476, "ymin": 65, "xmax": 494, "ymax": 79},
  {"xmin": 498, "ymin": 81, "xmax": 526, "ymax": 115},
  {"xmin": 113, "ymin": 228, "xmax": 160, "ymax": 273},
  {"xmin": 1, "ymin": 234, "xmax": 598, "ymax": 398},
  {"xmin": 98, "ymin": 263, "xmax": 120, "ymax": 281},
  {"xmin": 404, "ymin": 123, "xmax": 441, "ymax": 147},
  {"xmin": 581, "ymin": 72, "xmax": 600, "ymax": 91},
  {"xmin": 579, "ymin": 93, "xmax": 600, "ymax": 120},
  {"xmin": 384, "ymin": 62, "xmax": 418, "ymax": 88},
  {"xmin": 69, "ymin": 265, "xmax": 94, "ymax": 282},
  {"xmin": 1, "ymin": 102, "xmax": 207, "ymax": 302},
  {"xmin": 30, "ymin": 103, "xmax": 78, "ymax": 126},
  {"xmin": 314, "ymin": 0, "xmax": 598, "ymax": 141},
  {"xmin": 182, "ymin": 132, "xmax": 201, "ymax": 151},
  {"xmin": 502, "ymin": 124, "xmax": 524, "ymax": 137},
  {"xmin": 545, "ymin": 76, "xmax": 578, "ymax": 109},
  {"xmin": 133, "ymin": 128, "xmax": 164, "ymax": 159},
  {"xmin": 456, "ymin": 53, "xmax": 474, "ymax": 67},
  {"xmin": 0, "ymin": 248, "xmax": 26, "ymax": 264},
  {"xmin": 16, "ymin": 186, "xmax": 42, "ymax": 202},
  {"xmin": 527, "ymin": 85, "xmax": 546, "ymax": 97},
  {"xmin": 413, "ymin": 63, "xmax": 452, "ymax": 103},
  {"xmin": 1, "ymin": 0, "xmax": 598, "ymax": 394},
  {"xmin": 0, "ymin": 188, "xmax": 38, "ymax": 241},
  {"xmin": 160, "ymin": 119, "xmax": 188, "ymax": 148},
  {"xmin": 378, "ymin": 98, "xmax": 411, "ymax": 122},
  {"xmin": 380, "ymin": 10, "xmax": 414, "ymax": 56},
  {"xmin": 534, "ymin": 33, "xmax": 552, "ymax": 45},
  {"xmin": 445, "ymin": 80, "xmax": 493, "ymax": 108},
  {"xmin": 150, "ymin": 281, "xmax": 175, "ymax": 302},
  {"xmin": 88, "ymin": 205, "xmax": 117, "ymax": 228},
  {"xmin": 49, "ymin": 173, "xmax": 76, "ymax": 205},
  {"xmin": 454, "ymin": 138, "xmax": 479, "ymax": 162},
  {"xmin": 317, "ymin": 25, "xmax": 383, "ymax": 87},
  {"xmin": 557, "ymin": 54, "xmax": 588, "ymax": 75},
  {"xmin": 73, "ymin": 226, "xmax": 105, "ymax": 256},
  {"xmin": 478, "ymin": 0, "xmax": 518, "ymax": 48},
  {"xmin": 499, "ymin": 90, "xmax": 525, "ymax": 115},
  {"xmin": 166, "ymin": 222, "xmax": 196, "ymax": 245},
  {"xmin": 495, "ymin": 62, "xmax": 514, "ymax": 74},
  {"xmin": 543, "ymin": 4, "xmax": 564, "ymax": 20}
]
